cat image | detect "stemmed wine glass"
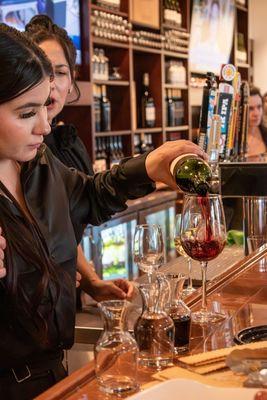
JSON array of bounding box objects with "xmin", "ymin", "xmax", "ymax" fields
[
  {"xmin": 180, "ymin": 194, "xmax": 226, "ymax": 324},
  {"xmin": 174, "ymin": 214, "xmax": 196, "ymax": 297},
  {"xmin": 133, "ymin": 224, "xmax": 164, "ymax": 283}
]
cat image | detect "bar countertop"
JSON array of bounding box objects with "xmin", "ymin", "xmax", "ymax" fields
[{"xmin": 35, "ymin": 245, "xmax": 267, "ymax": 400}]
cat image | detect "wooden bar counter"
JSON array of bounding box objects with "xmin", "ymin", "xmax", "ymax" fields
[{"xmin": 35, "ymin": 245, "xmax": 267, "ymax": 400}]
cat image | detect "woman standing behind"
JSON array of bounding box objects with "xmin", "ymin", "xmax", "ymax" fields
[
  {"xmin": 247, "ymin": 86, "xmax": 267, "ymax": 160},
  {"xmin": 25, "ymin": 15, "xmax": 133, "ymax": 301}
]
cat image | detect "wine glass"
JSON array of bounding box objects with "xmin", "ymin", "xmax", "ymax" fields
[
  {"xmin": 133, "ymin": 224, "xmax": 164, "ymax": 283},
  {"xmin": 174, "ymin": 214, "xmax": 196, "ymax": 297},
  {"xmin": 180, "ymin": 194, "xmax": 226, "ymax": 324}
]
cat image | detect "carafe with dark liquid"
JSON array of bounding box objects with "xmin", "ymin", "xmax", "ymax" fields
[
  {"xmin": 165, "ymin": 273, "xmax": 191, "ymax": 354},
  {"xmin": 134, "ymin": 275, "xmax": 174, "ymax": 368}
]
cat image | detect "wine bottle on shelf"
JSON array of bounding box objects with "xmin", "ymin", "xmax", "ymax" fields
[
  {"xmin": 166, "ymin": 89, "xmax": 175, "ymax": 127},
  {"xmin": 141, "ymin": 73, "xmax": 156, "ymax": 128},
  {"xmin": 170, "ymin": 154, "xmax": 213, "ymax": 196},
  {"xmin": 173, "ymin": 90, "xmax": 184, "ymax": 126},
  {"xmin": 100, "ymin": 85, "xmax": 111, "ymax": 131},
  {"xmin": 117, "ymin": 136, "xmax": 124, "ymax": 159},
  {"xmin": 175, "ymin": 0, "xmax": 182, "ymax": 28},
  {"xmin": 145, "ymin": 134, "xmax": 154, "ymax": 151},
  {"xmin": 93, "ymin": 84, "xmax": 101, "ymax": 132},
  {"xmin": 94, "ymin": 138, "xmax": 107, "ymax": 173},
  {"xmin": 109, "ymin": 136, "xmax": 122, "ymax": 168}
]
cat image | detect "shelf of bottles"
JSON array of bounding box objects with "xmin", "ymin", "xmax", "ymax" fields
[{"xmin": 88, "ymin": 0, "xmax": 192, "ymax": 166}]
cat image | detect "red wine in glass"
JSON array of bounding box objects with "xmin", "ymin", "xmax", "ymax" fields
[
  {"xmin": 182, "ymin": 238, "xmax": 225, "ymax": 262},
  {"xmin": 180, "ymin": 194, "xmax": 226, "ymax": 324}
]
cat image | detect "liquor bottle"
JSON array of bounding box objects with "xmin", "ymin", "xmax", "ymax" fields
[
  {"xmin": 170, "ymin": 154, "xmax": 212, "ymax": 196},
  {"xmin": 100, "ymin": 85, "xmax": 111, "ymax": 131},
  {"xmin": 117, "ymin": 136, "xmax": 124, "ymax": 159},
  {"xmin": 237, "ymin": 33, "xmax": 247, "ymax": 63},
  {"xmin": 175, "ymin": 0, "xmax": 182, "ymax": 28},
  {"xmin": 109, "ymin": 136, "xmax": 120, "ymax": 168},
  {"xmin": 164, "ymin": 0, "xmax": 172, "ymax": 24},
  {"xmin": 93, "ymin": 84, "xmax": 101, "ymax": 132},
  {"xmin": 141, "ymin": 73, "xmax": 156, "ymax": 128},
  {"xmin": 134, "ymin": 134, "xmax": 141, "ymax": 156},
  {"xmin": 173, "ymin": 89, "xmax": 184, "ymax": 126},
  {"xmin": 94, "ymin": 138, "xmax": 107, "ymax": 172},
  {"xmin": 166, "ymin": 89, "xmax": 175, "ymax": 127}
]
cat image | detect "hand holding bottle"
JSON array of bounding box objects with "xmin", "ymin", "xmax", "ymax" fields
[{"xmin": 145, "ymin": 140, "xmax": 207, "ymax": 191}]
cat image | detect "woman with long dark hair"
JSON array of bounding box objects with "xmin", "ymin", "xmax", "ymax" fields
[
  {"xmin": 25, "ymin": 15, "xmax": 134, "ymax": 302},
  {"xmin": 0, "ymin": 23, "xmax": 203, "ymax": 399},
  {"xmin": 247, "ymin": 86, "xmax": 267, "ymax": 160}
]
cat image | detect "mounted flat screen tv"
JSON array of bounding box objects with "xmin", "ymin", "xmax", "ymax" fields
[
  {"xmin": 0, "ymin": 0, "xmax": 81, "ymax": 64},
  {"xmin": 189, "ymin": 0, "xmax": 235, "ymax": 75}
]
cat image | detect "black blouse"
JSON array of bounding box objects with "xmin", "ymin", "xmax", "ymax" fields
[{"xmin": 44, "ymin": 124, "xmax": 94, "ymax": 176}]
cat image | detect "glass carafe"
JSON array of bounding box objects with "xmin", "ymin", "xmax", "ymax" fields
[
  {"xmin": 165, "ymin": 273, "xmax": 192, "ymax": 354},
  {"xmin": 134, "ymin": 275, "xmax": 174, "ymax": 368},
  {"xmin": 94, "ymin": 300, "xmax": 139, "ymax": 395}
]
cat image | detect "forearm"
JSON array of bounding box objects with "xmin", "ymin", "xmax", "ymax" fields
[{"xmin": 76, "ymin": 244, "xmax": 100, "ymax": 293}]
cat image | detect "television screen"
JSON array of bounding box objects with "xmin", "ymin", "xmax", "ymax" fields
[
  {"xmin": 0, "ymin": 0, "xmax": 81, "ymax": 64},
  {"xmin": 189, "ymin": 0, "xmax": 235, "ymax": 75}
]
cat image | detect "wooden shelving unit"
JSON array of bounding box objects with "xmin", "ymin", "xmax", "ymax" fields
[{"xmin": 60, "ymin": 0, "xmax": 250, "ymax": 161}]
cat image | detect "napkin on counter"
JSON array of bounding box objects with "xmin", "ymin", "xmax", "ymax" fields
[
  {"xmin": 178, "ymin": 341, "xmax": 267, "ymax": 374},
  {"xmin": 151, "ymin": 341, "xmax": 267, "ymax": 388}
]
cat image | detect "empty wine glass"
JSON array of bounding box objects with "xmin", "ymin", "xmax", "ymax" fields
[
  {"xmin": 180, "ymin": 194, "xmax": 226, "ymax": 324},
  {"xmin": 174, "ymin": 214, "xmax": 196, "ymax": 297},
  {"xmin": 133, "ymin": 224, "xmax": 164, "ymax": 283}
]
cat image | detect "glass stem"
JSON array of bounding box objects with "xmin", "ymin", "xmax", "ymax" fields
[
  {"xmin": 200, "ymin": 261, "xmax": 208, "ymax": 312},
  {"xmin": 187, "ymin": 258, "xmax": 193, "ymax": 289}
]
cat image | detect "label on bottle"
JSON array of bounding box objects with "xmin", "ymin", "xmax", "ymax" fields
[
  {"xmin": 164, "ymin": 9, "xmax": 172, "ymax": 23},
  {"xmin": 94, "ymin": 159, "xmax": 107, "ymax": 173},
  {"xmin": 170, "ymin": 153, "xmax": 198, "ymax": 177},
  {"xmin": 145, "ymin": 105, "xmax": 156, "ymax": 122}
]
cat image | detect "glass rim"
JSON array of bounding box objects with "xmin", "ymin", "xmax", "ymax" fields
[
  {"xmin": 135, "ymin": 223, "xmax": 162, "ymax": 229},
  {"xmin": 97, "ymin": 299, "xmax": 129, "ymax": 307},
  {"xmin": 183, "ymin": 193, "xmax": 222, "ymax": 199}
]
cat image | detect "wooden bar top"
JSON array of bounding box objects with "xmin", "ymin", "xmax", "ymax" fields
[{"xmin": 35, "ymin": 245, "xmax": 267, "ymax": 400}]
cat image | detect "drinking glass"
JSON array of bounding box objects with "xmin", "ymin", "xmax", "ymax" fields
[
  {"xmin": 180, "ymin": 194, "xmax": 226, "ymax": 324},
  {"xmin": 247, "ymin": 235, "xmax": 267, "ymax": 272},
  {"xmin": 95, "ymin": 300, "xmax": 139, "ymax": 395},
  {"xmin": 133, "ymin": 224, "xmax": 164, "ymax": 283},
  {"xmin": 174, "ymin": 214, "xmax": 196, "ymax": 296}
]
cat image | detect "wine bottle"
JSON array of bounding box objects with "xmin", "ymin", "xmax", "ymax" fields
[
  {"xmin": 100, "ymin": 85, "xmax": 111, "ymax": 131},
  {"xmin": 94, "ymin": 138, "xmax": 107, "ymax": 172},
  {"xmin": 170, "ymin": 154, "xmax": 212, "ymax": 196},
  {"xmin": 166, "ymin": 89, "xmax": 175, "ymax": 127},
  {"xmin": 93, "ymin": 84, "xmax": 101, "ymax": 132},
  {"xmin": 141, "ymin": 73, "xmax": 156, "ymax": 128}
]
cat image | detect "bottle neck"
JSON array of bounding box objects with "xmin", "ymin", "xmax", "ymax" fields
[{"xmin": 99, "ymin": 301, "xmax": 129, "ymax": 332}]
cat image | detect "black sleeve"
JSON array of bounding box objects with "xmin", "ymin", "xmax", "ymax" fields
[{"xmin": 47, "ymin": 149, "xmax": 155, "ymax": 227}]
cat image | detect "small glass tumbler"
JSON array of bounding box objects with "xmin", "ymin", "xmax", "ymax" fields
[{"xmin": 94, "ymin": 300, "xmax": 139, "ymax": 395}]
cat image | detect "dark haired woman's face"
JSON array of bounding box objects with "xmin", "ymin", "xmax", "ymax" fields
[
  {"xmin": 39, "ymin": 39, "xmax": 72, "ymax": 122},
  {"xmin": 249, "ymin": 94, "xmax": 263, "ymax": 127},
  {"xmin": 0, "ymin": 78, "xmax": 51, "ymax": 162}
]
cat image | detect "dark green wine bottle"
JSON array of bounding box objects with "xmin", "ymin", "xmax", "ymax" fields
[{"xmin": 170, "ymin": 154, "xmax": 212, "ymax": 196}]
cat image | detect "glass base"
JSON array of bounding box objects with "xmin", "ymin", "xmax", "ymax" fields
[
  {"xmin": 192, "ymin": 310, "xmax": 226, "ymax": 324},
  {"xmin": 138, "ymin": 354, "xmax": 173, "ymax": 369},
  {"xmin": 174, "ymin": 344, "xmax": 189, "ymax": 355},
  {"xmin": 98, "ymin": 376, "xmax": 139, "ymax": 395},
  {"xmin": 182, "ymin": 286, "xmax": 196, "ymax": 298}
]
